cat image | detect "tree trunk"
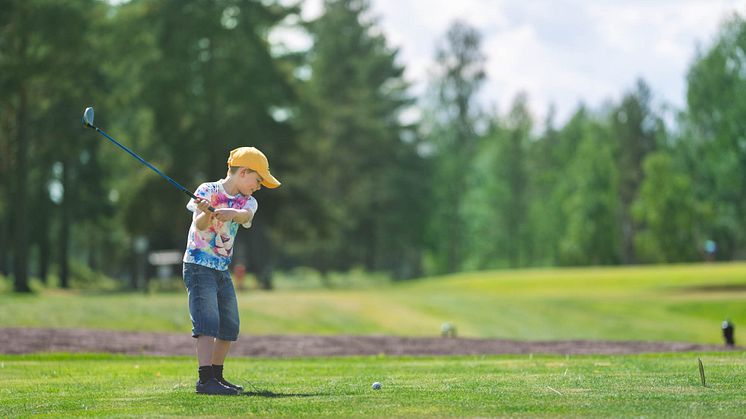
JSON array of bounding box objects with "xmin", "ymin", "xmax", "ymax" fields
[
  {"xmin": 507, "ymin": 208, "xmax": 520, "ymax": 269},
  {"xmin": 59, "ymin": 158, "xmax": 71, "ymax": 288},
  {"xmin": 12, "ymin": 84, "xmax": 31, "ymax": 293},
  {"xmin": 620, "ymin": 211, "xmax": 636, "ymax": 265},
  {"xmin": 0, "ymin": 215, "xmax": 7, "ymax": 276},
  {"xmin": 447, "ymin": 173, "xmax": 466, "ymax": 273},
  {"xmin": 37, "ymin": 177, "xmax": 52, "ymax": 285},
  {"xmin": 246, "ymin": 218, "xmax": 273, "ymax": 290},
  {"xmin": 364, "ymin": 216, "xmax": 377, "ymax": 271},
  {"xmin": 447, "ymin": 213, "xmax": 460, "ymax": 273},
  {"xmin": 129, "ymin": 250, "xmax": 139, "ymax": 290},
  {"xmin": 0, "ymin": 108, "xmax": 6, "ymax": 276},
  {"xmin": 39, "ymin": 231, "xmax": 51, "ymax": 285}
]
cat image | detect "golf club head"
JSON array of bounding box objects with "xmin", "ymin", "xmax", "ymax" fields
[{"xmin": 82, "ymin": 107, "xmax": 95, "ymax": 128}]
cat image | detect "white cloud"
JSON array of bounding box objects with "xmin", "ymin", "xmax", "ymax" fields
[{"xmin": 292, "ymin": 0, "xmax": 746, "ymax": 124}]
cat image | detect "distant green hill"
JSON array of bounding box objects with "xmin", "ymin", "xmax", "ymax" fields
[{"xmin": 1, "ymin": 262, "xmax": 744, "ymax": 343}]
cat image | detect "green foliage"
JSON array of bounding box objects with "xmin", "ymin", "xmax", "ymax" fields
[
  {"xmin": 0, "ymin": 0, "xmax": 112, "ymax": 290},
  {"xmin": 632, "ymin": 152, "xmax": 701, "ymax": 262},
  {"xmin": 5, "ymin": 3, "xmax": 746, "ymax": 292},
  {"xmin": 286, "ymin": 0, "xmax": 427, "ymax": 277},
  {"xmin": 117, "ymin": 0, "xmax": 297, "ymax": 246},
  {"xmin": 685, "ymin": 14, "xmax": 746, "ymax": 259},
  {"xmin": 3, "ymin": 353, "xmax": 746, "ymax": 417},
  {"xmin": 460, "ymin": 126, "xmax": 510, "ymax": 271},
  {"xmin": 560, "ymin": 119, "xmax": 620, "ymax": 265},
  {"xmin": 424, "ymin": 20, "xmax": 486, "ymax": 273},
  {"xmin": 525, "ymin": 107, "xmax": 580, "ymax": 266},
  {"xmin": 461, "ymin": 94, "xmax": 533, "ymax": 270},
  {"xmin": 609, "ymin": 80, "xmax": 660, "ymax": 264},
  {"xmin": 68, "ymin": 260, "xmax": 119, "ymax": 290},
  {"xmin": 492, "ymin": 95, "xmax": 532, "ymax": 267}
]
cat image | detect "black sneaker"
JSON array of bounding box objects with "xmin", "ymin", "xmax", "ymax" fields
[
  {"xmin": 218, "ymin": 378, "xmax": 244, "ymax": 392},
  {"xmin": 195, "ymin": 378, "xmax": 240, "ymax": 395}
]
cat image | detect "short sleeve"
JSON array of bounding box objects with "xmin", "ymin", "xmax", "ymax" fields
[
  {"xmin": 186, "ymin": 183, "xmax": 212, "ymax": 212},
  {"xmin": 241, "ymin": 196, "xmax": 258, "ymax": 228}
]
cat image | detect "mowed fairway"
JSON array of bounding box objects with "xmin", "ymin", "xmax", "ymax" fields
[
  {"xmin": 2, "ymin": 264, "xmax": 746, "ymax": 417},
  {"xmin": 1, "ymin": 263, "xmax": 745, "ymax": 342},
  {"xmin": 2, "ymin": 352, "xmax": 746, "ymax": 417}
]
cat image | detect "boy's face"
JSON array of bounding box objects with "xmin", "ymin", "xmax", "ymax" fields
[{"xmin": 236, "ymin": 168, "xmax": 263, "ymax": 196}]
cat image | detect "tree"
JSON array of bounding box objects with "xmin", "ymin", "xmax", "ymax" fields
[
  {"xmin": 0, "ymin": 0, "xmax": 107, "ymax": 291},
  {"xmin": 113, "ymin": 0, "xmax": 297, "ymax": 288},
  {"xmin": 610, "ymin": 79, "xmax": 659, "ymax": 264},
  {"xmin": 464, "ymin": 94, "xmax": 533, "ymax": 269},
  {"xmin": 632, "ymin": 152, "xmax": 700, "ymax": 262},
  {"xmin": 287, "ymin": 0, "xmax": 426, "ymax": 278},
  {"xmin": 560, "ymin": 117, "xmax": 621, "ymax": 265},
  {"xmin": 424, "ymin": 20, "xmax": 486, "ymax": 273},
  {"xmin": 525, "ymin": 105, "xmax": 584, "ymax": 266},
  {"xmin": 685, "ymin": 14, "xmax": 746, "ymax": 258},
  {"xmin": 497, "ymin": 94, "xmax": 532, "ymax": 267}
]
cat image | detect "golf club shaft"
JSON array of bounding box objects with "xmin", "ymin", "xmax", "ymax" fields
[{"xmin": 91, "ymin": 126, "xmax": 215, "ymax": 212}]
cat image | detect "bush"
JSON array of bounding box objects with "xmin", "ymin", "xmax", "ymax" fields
[{"xmin": 69, "ymin": 261, "xmax": 119, "ymax": 290}]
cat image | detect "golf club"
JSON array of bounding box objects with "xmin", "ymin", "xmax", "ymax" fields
[{"xmin": 81, "ymin": 106, "xmax": 214, "ymax": 211}]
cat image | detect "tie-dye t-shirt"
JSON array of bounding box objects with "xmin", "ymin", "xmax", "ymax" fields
[{"xmin": 183, "ymin": 181, "xmax": 258, "ymax": 271}]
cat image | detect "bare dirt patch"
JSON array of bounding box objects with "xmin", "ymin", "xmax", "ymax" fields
[{"xmin": 0, "ymin": 328, "xmax": 735, "ymax": 357}]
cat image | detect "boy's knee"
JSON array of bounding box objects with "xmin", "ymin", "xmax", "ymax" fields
[
  {"xmin": 192, "ymin": 310, "xmax": 221, "ymax": 339},
  {"xmin": 218, "ymin": 315, "xmax": 239, "ymax": 341}
]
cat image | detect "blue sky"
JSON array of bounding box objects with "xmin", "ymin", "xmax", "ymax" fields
[{"xmin": 279, "ymin": 0, "xmax": 746, "ymax": 124}]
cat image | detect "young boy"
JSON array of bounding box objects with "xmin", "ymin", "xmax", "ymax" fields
[{"xmin": 182, "ymin": 146, "xmax": 280, "ymax": 395}]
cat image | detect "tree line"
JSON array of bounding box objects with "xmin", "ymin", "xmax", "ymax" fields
[{"xmin": 2, "ymin": 0, "xmax": 746, "ymax": 292}]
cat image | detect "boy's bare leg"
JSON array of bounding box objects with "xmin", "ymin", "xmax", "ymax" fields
[
  {"xmin": 194, "ymin": 336, "xmax": 238, "ymax": 394},
  {"xmin": 196, "ymin": 336, "xmax": 215, "ymax": 366},
  {"xmin": 211, "ymin": 339, "xmax": 232, "ymax": 365}
]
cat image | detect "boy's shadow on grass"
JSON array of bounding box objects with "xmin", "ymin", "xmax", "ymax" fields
[{"xmin": 243, "ymin": 389, "xmax": 329, "ymax": 398}]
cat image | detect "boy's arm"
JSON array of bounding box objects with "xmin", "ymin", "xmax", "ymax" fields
[
  {"xmin": 232, "ymin": 209, "xmax": 253, "ymax": 225},
  {"xmin": 213, "ymin": 208, "xmax": 253, "ymax": 225},
  {"xmin": 194, "ymin": 210, "xmax": 213, "ymax": 231},
  {"xmin": 194, "ymin": 198, "xmax": 213, "ymax": 230},
  {"xmin": 211, "ymin": 197, "xmax": 256, "ymax": 227}
]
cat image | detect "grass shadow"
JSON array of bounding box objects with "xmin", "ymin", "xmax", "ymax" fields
[
  {"xmin": 676, "ymin": 283, "xmax": 746, "ymax": 293},
  {"xmin": 242, "ymin": 389, "xmax": 329, "ymax": 398}
]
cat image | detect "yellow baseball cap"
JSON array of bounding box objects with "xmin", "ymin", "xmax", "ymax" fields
[{"xmin": 227, "ymin": 147, "xmax": 281, "ymax": 189}]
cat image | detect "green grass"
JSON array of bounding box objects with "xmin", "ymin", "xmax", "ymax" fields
[
  {"xmin": 1, "ymin": 262, "xmax": 745, "ymax": 343},
  {"xmin": 1, "ymin": 352, "xmax": 745, "ymax": 417},
  {"xmin": 3, "ymin": 265, "xmax": 746, "ymax": 417}
]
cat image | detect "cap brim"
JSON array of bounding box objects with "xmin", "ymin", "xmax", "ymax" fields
[{"xmin": 259, "ymin": 170, "xmax": 281, "ymax": 189}]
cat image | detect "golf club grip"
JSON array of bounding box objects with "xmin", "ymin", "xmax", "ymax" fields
[{"xmin": 184, "ymin": 190, "xmax": 216, "ymax": 212}]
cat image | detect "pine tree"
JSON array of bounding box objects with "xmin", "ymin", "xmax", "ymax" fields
[{"xmin": 288, "ymin": 0, "xmax": 426, "ymax": 278}]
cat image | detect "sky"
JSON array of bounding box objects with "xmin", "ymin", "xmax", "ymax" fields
[{"xmin": 277, "ymin": 0, "xmax": 746, "ymax": 124}]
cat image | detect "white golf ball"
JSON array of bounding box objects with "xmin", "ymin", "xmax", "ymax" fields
[{"xmin": 372, "ymin": 382, "xmax": 381, "ymax": 390}]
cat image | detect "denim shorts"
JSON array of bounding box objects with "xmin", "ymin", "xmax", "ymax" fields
[{"xmin": 183, "ymin": 262, "xmax": 240, "ymax": 341}]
